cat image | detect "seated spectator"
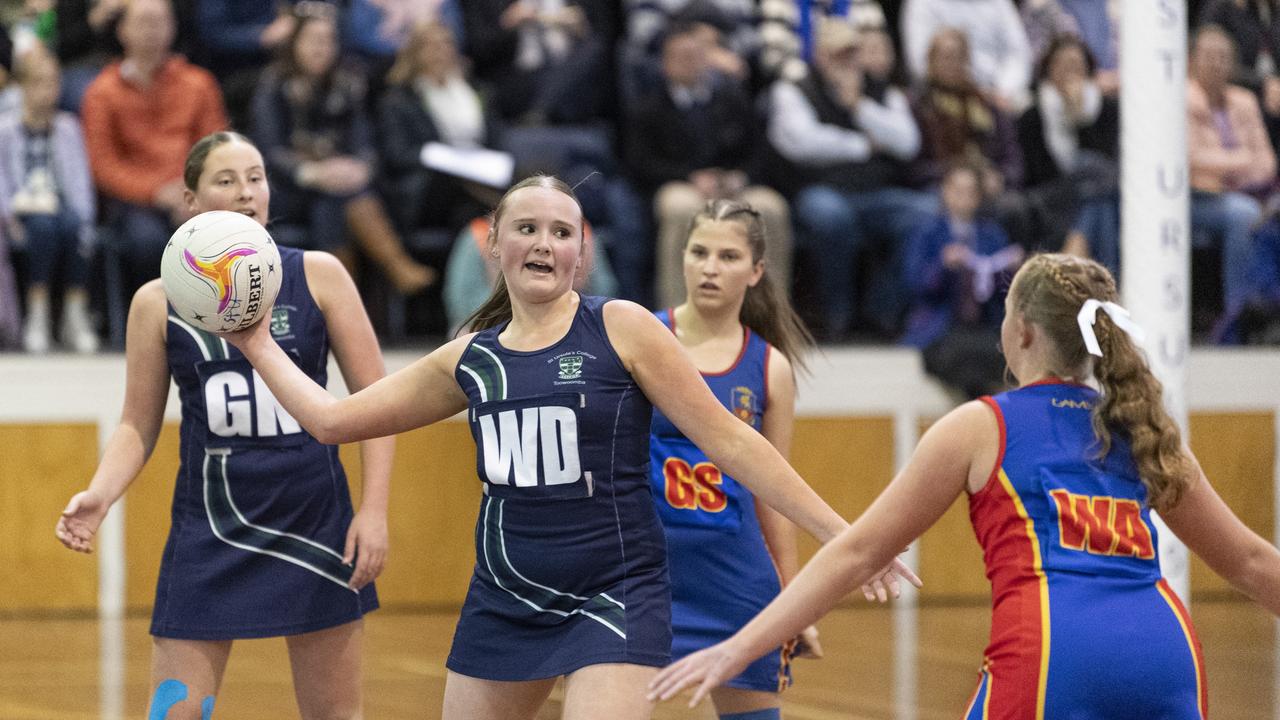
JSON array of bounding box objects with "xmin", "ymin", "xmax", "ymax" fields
[
  {"xmin": 462, "ymin": 0, "xmax": 615, "ymax": 124},
  {"xmin": 376, "ymin": 21, "xmax": 497, "ymax": 237},
  {"xmin": 1197, "ymin": 0, "xmax": 1280, "ymax": 149},
  {"xmin": 1018, "ymin": 34, "xmax": 1119, "ymax": 272},
  {"xmin": 443, "ymin": 216, "xmax": 618, "ymax": 333},
  {"xmin": 768, "ymin": 19, "xmax": 934, "ymax": 340},
  {"xmin": 1187, "ymin": 24, "xmax": 1278, "ymax": 341},
  {"xmin": 52, "ymin": 0, "xmax": 124, "ymax": 113},
  {"xmin": 0, "ymin": 46, "xmax": 98, "ymax": 353},
  {"xmin": 912, "ymin": 28, "xmax": 1031, "ymax": 250},
  {"xmin": 624, "ymin": 21, "xmax": 790, "ymax": 310},
  {"xmin": 903, "ymin": 163, "xmax": 1023, "ymax": 397},
  {"xmin": 1021, "ymin": 0, "xmax": 1118, "ymax": 94},
  {"xmin": 1233, "ymin": 205, "xmax": 1280, "ymax": 343},
  {"xmin": 251, "ymin": 2, "xmax": 434, "ymax": 295},
  {"xmin": 900, "ymin": 0, "xmax": 1032, "ymax": 112},
  {"xmin": 81, "ymin": 0, "xmax": 226, "ymax": 297}
]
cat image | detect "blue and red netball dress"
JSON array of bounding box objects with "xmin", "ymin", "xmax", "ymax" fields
[
  {"xmin": 966, "ymin": 380, "xmax": 1206, "ymax": 719},
  {"xmin": 154, "ymin": 245, "xmax": 377, "ymax": 639},
  {"xmin": 649, "ymin": 309, "xmax": 791, "ymax": 693},
  {"xmin": 446, "ymin": 294, "xmax": 671, "ymax": 680}
]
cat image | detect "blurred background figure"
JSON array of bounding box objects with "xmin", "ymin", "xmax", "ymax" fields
[
  {"xmin": 80, "ymin": 0, "xmax": 226, "ymax": 299},
  {"xmin": 251, "ymin": 2, "xmax": 434, "ymax": 295},
  {"xmin": 1018, "ymin": 34, "xmax": 1119, "ymax": 272},
  {"xmin": 0, "ymin": 45, "xmax": 98, "ymax": 353},
  {"xmin": 623, "ymin": 21, "xmax": 790, "ymax": 311},
  {"xmin": 902, "ymin": 162, "xmax": 1022, "ymax": 399},
  {"xmin": 1186, "ymin": 24, "xmax": 1277, "ymax": 342},
  {"xmin": 376, "ymin": 21, "xmax": 498, "ymax": 239},
  {"xmin": 900, "ymin": 0, "xmax": 1032, "ymax": 113},
  {"xmin": 768, "ymin": 19, "xmax": 934, "ymax": 340}
]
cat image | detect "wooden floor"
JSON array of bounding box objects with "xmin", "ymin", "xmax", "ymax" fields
[{"xmin": 2, "ymin": 600, "xmax": 1275, "ymax": 719}]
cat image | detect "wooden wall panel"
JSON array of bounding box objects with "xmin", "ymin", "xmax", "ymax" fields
[
  {"xmin": 7, "ymin": 409, "xmax": 1277, "ymax": 613},
  {"xmin": 1188, "ymin": 412, "xmax": 1276, "ymax": 595},
  {"xmin": 790, "ymin": 417, "xmax": 895, "ymax": 565},
  {"xmin": 0, "ymin": 423, "xmax": 100, "ymax": 611}
]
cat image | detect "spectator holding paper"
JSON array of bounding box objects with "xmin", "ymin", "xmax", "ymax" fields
[
  {"xmin": 903, "ymin": 162, "xmax": 1024, "ymax": 398},
  {"xmin": 377, "ymin": 21, "xmax": 510, "ymax": 237}
]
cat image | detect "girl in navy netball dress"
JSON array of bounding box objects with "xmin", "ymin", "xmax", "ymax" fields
[
  {"xmin": 651, "ymin": 254, "xmax": 1280, "ymax": 717},
  {"xmin": 222, "ymin": 175, "xmax": 866, "ymax": 720},
  {"xmin": 56, "ymin": 132, "xmax": 391, "ymax": 720},
  {"xmin": 651, "ymin": 199, "xmax": 913, "ymax": 720}
]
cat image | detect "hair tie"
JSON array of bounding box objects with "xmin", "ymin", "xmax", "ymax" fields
[{"xmin": 1077, "ymin": 299, "xmax": 1146, "ymax": 357}]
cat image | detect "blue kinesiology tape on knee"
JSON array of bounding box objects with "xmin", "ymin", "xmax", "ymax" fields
[
  {"xmin": 148, "ymin": 679, "xmax": 188, "ymax": 720},
  {"xmin": 720, "ymin": 709, "xmax": 781, "ymax": 720},
  {"xmin": 201, "ymin": 695, "xmax": 215, "ymax": 720}
]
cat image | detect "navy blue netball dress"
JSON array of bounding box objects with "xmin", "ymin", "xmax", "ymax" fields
[
  {"xmin": 649, "ymin": 310, "xmax": 791, "ymax": 692},
  {"xmin": 446, "ymin": 294, "xmax": 671, "ymax": 680},
  {"xmin": 153, "ymin": 245, "xmax": 377, "ymax": 640}
]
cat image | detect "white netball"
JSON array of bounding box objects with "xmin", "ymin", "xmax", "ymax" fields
[{"xmin": 161, "ymin": 210, "xmax": 282, "ymax": 333}]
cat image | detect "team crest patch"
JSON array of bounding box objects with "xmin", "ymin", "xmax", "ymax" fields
[
  {"xmin": 731, "ymin": 386, "xmax": 758, "ymax": 426},
  {"xmin": 558, "ymin": 354, "xmax": 584, "ymax": 380},
  {"xmin": 269, "ymin": 307, "xmax": 291, "ymax": 337}
]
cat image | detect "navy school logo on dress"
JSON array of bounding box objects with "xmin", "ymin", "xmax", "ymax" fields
[
  {"xmin": 269, "ymin": 306, "xmax": 293, "ymax": 338},
  {"xmin": 550, "ymin": 350, "xmax": 595, "ymax": 385}
]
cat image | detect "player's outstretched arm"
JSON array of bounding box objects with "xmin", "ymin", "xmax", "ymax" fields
[
  {"xmin": 306, "ymin": 251, "xmax": 393, "ymax": 589},
  {"xmin": 648, "ymin": 400, "xmax": 988, "ymax": 707},
  {"xmin": 604, "ymin": 299, "xmax": 846, "ymax": 544},
  {"xmin": 1162, "ymin": 452, "xmax": 1280, "ymax": 616},
  {"xmin": 225, "ymin": 310, "xmax": 471, "ymax": 445},
  {"xmin": 56, "ymin": 282, "xmax": 171, "ymax": 553}
]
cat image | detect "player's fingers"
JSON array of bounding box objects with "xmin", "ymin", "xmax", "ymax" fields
[
  {"xmin": 860, "ymin": 583, "xmax": 876, "ymax": 601},
  {"xmin": 894, "ymin": 558, "xmax": 924, "ymax": 588},
  {"xmin": 886, "ymin": 572, "xmax": 902, "ymax": 598},
  {"xmin": 874, "ymin": 578, "xmax": 888, "ymax": 603},
  {"xmin": 343, "ymin": 528, "xmax": 358, "ymax": 565},
  {"xmin": 689, "ymin": 675, "xmax": 716, "ymax": 708}
]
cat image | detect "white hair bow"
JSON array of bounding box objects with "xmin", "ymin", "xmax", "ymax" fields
[{"xmin": 1076, "ymin": 299, "xmax": 1146, "ymax": 357}]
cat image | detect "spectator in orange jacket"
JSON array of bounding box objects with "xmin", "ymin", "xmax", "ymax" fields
[{"xmin": 81, "ymin": 0, "xmax": 227, "ymax": 296}]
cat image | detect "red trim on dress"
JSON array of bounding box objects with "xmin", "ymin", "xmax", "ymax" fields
[
  {"xmin": 1024, "ymin": 376, "xmax": 1093, "ymax": 390},
  {"xmin": 974, "ymin": 396, "xmax": 1008, "ymax": 497},
  {"xmin": 701, "ymin": 326, "xmax": 752, "ymax": 377}
]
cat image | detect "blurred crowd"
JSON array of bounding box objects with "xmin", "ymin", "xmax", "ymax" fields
[{"xmin": 0, "ymin": 0, "xmax": 1278, "ymax": 396}]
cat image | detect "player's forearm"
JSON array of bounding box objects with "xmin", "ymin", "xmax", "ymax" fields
[
  {"xmin": 716, "ymin": 428, "xmax": 847, "ymax": 543},
  {"xmin": 86, "ymin": 423, "xmax": 157, "ymax": 505},
  {"xmin": 356, "ymin": 435, "xmax": 394, "ymax": 515},
  {"xmin": 1229, "ymin": 538, "xmax": 1280, "ymax": 616},
  {"xmin": 729, "ymin": 527, "xmax": 868, "ymax": 661}
]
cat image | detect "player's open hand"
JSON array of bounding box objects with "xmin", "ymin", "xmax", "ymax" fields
[
  {"xmin": 860, "ymin": 556, "xmax": 923, "ymax": 602},
  {"xmin": 344, "ymin": 509, "xmax": 388, "ymax": 590},
  {"xmin": 647, "ymin": 639, "xmax": 750, "ymax": 708},
  {"xmin": 56, "ymin": 489, "xmax": 110, "ymax": 553}
]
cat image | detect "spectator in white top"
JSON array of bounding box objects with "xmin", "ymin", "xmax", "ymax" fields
[{"xmin": 900, "ymin": 0, "xmax": 1032, "ymax": 112}]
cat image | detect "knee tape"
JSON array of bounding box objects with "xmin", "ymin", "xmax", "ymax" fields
[
  {"xmin": 720, "ymin": 709, "xmax": 781, "ymax": 720},
  {"xmin": 148, "ymin": 679, "xmax": 215, "ymax": 720}
]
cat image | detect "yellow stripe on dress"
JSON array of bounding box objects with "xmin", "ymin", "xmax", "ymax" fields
[{"xmin": 1155, "ymin": 580, "xmax": 1206, "ymax": 719}]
